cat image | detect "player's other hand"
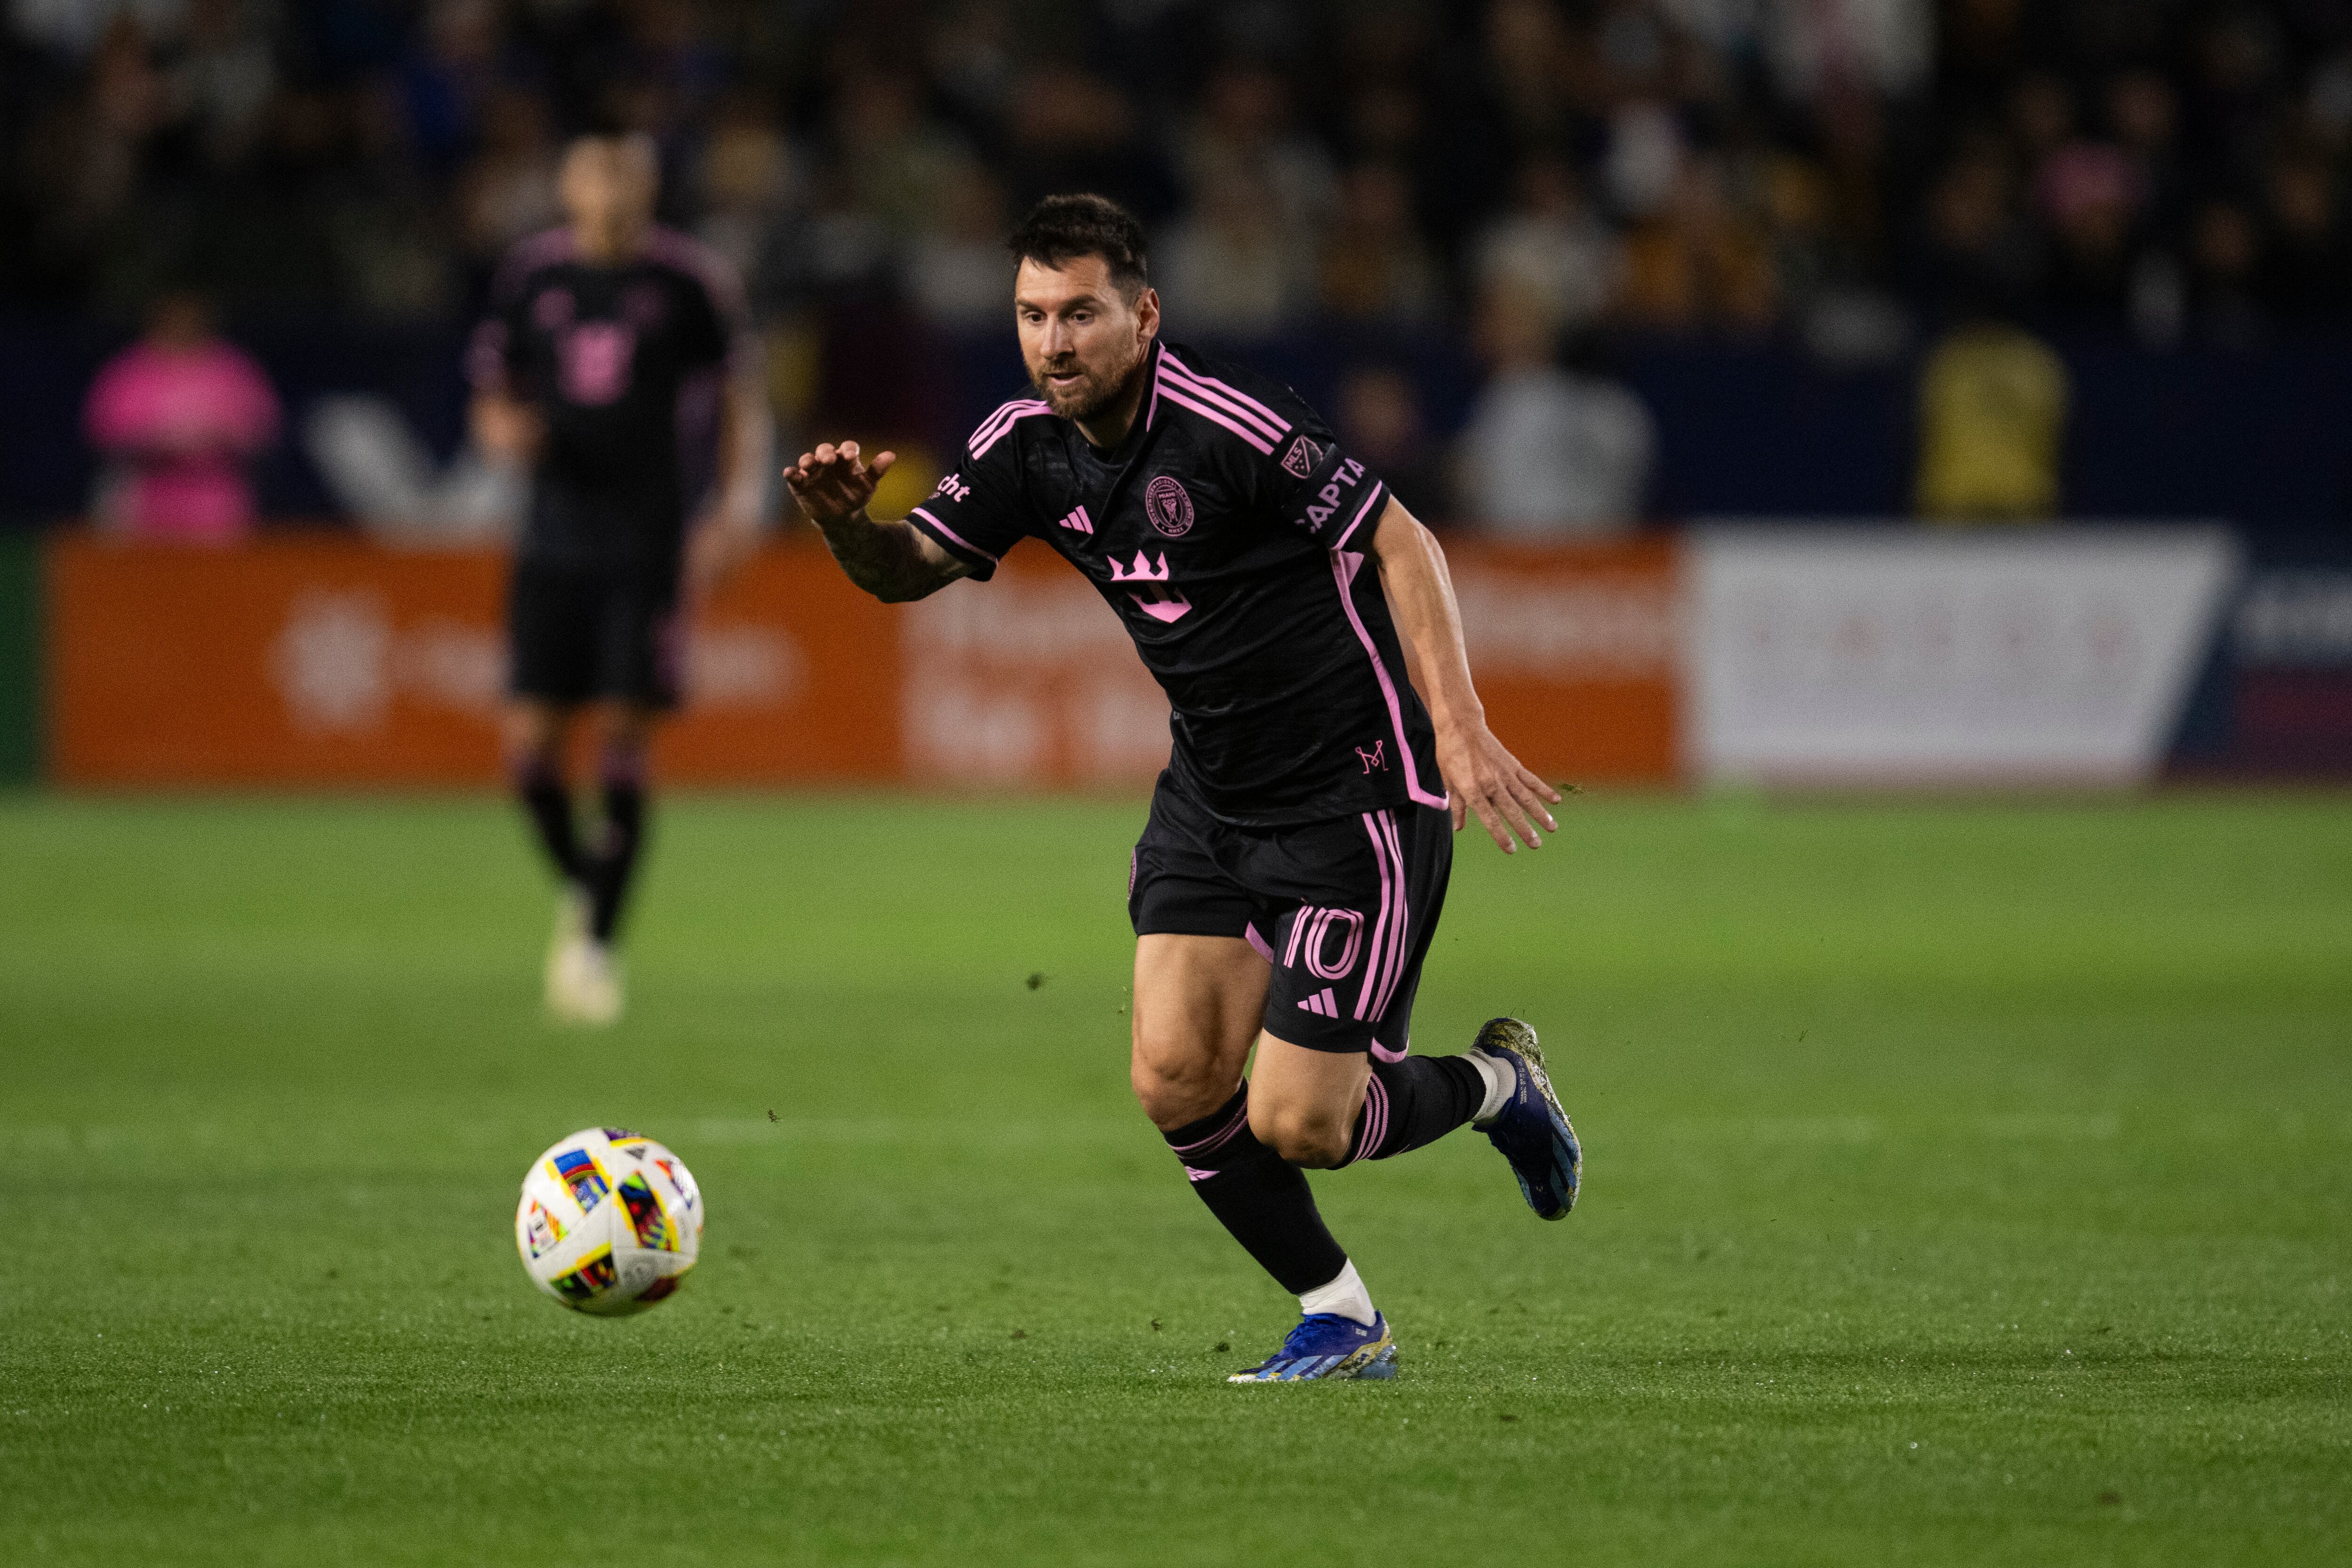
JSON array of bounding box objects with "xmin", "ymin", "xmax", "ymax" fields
[
  {"xmin": 783, "ymin": 440, "xmax": 896, "ymax": 526},
  {"xmin": 1436, "ymin": 721, "xmax": 1562, "ymax": 854}
]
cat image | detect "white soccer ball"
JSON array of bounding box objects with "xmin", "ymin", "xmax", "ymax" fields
[{"xmin": 515, "ymin": 1127, "xmax": 703, "ymax": 1315}]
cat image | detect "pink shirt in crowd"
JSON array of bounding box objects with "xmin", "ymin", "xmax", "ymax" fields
[{"xmin": 83, "ymin": 340, "xmax": 282, "ymax": 542}]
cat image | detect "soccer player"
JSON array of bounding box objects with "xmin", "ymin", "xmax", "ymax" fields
[
  {"xmin": 469, "ymin": 133, "xmax": 770, "ymax": 1024},
  {"xmin": 786, "ymin": 195, "xmax": 1579, "ymax": 1381}
]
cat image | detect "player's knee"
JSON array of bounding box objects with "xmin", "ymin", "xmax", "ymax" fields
[
  {"xmin": 1250, "ymin": 1102, "xmax": 1351, "ymax": 1169},
  {"xmin": 1128, "ymin": 1039, "xmax": 1230, "ymax": 1130}
]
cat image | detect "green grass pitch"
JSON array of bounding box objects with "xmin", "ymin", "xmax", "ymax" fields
[{"xmin": 2, "ymin": 789, "xmax": 2347, "ymax": 1565}]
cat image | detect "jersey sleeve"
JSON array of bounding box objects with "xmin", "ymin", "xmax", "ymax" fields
[
  {"xmin": 1254, "ymin": 416, "xmax": 1390, "ymax": 551},
  {"xmin": 904, "ymin": 406, "xmax": 1041, "ymax": 580},
  {"xmin": 1174, "ymin": 358, "xmax": 1391, "ymax": 549}
]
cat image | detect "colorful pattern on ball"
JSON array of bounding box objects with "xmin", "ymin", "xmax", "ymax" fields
[
  {"xmin": 550, "ymin": 1147, "xmax": 608, "ymax": 1211},
  {"xmin": 520, "ymin": 1197, "xmax": 564, "ymax": 1259},
  {"xmin": 653, "ymin": 1156, "xmax": 695, "ymax": 1211},
  {"xmin": 617, "ymin": 1171, "xmax": 677, "ymax": 1251},
  {"xmin": 548, "ymin": 1244, "xmax": 617, "ymax": 1305}
]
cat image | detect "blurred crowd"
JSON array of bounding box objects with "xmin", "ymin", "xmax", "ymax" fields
[{"xmin": 10, "ymin": 0, "xmax": 2352, "ymax": 533}]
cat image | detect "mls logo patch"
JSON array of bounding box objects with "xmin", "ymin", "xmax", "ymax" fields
[
  {"xmin": 1281, "ymin": 436, "xmax": 1323, "ymax": 479},
  {"xmin": 1145, "ymin": 475, "xmax": 1195, "ymax": 537}
]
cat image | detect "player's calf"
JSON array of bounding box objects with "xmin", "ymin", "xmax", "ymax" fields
[{"xmin": 1337, "ymin": 1053, "xmax": 1493, "ymax": 1164}]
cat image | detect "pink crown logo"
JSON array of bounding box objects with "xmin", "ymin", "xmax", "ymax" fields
[{"xmin": 1107, "ymin": 550, "xmax": 1172, "ymax": 584}]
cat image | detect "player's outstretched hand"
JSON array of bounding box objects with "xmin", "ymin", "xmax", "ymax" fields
[
  {"xmin": 1437, "ymin": 722, "xmax": 1562, "ymax": 854},
  {"xmin": 784, "ymin": 440, "xmax": 897, "ymax": 527}
]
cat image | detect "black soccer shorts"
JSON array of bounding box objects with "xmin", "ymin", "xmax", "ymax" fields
[
  {"xmin": 507, "ymin": 561, "xmax": 683, "ymax": 710},
  {"xmin": 1128, "ymin": 772, "xmax": 1453, "ymax": 1056}
]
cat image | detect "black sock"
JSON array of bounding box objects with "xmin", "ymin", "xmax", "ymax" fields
[
  {"xmin": 1162, "ymin": 1084, "xmax": 1349, "ymax": 1296},
  {"xmin": 588, "ymin": 750, "xmax": 646, "ymax": 945},
  {"xmin": 1343, "ymin": 1055, "xmax": 1487, "ymax": 1164},
  {"xmin": 515, "ymin": 761, "xmax": 581, "ymax": 885}
]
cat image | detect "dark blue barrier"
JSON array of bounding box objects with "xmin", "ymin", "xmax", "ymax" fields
[{"xmin": 9, "ymin": 313, "xmax": 2352, "ymax": 539}]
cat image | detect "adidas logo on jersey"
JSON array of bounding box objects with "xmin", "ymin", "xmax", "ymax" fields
[
  {"xmin": 1058, "ymin": 505, "xmax": 1093, "ymax": 534},
  {"xmin": 1296, "ymin": 988, "xmax": 1341, "ymax": 1018}
]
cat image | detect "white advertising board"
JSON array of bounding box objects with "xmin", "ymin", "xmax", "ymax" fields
[{"xmin": 1690, "ymin": 526, "xmax": 2241, "ymax": 785}]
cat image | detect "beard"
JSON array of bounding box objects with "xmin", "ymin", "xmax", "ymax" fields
[{"xmin": 1029, "ymin": 338, "xmax": 1147, "ymax": 424}]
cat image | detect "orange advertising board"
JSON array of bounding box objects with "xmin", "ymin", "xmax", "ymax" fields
[
  {"xmin": 1447, "ymin": 537, "xmax": 1683, "ymax": 784},
  {"xmin": 48, "ymin": 532, "xmax": 1680, "ymax": 788},
  {"xmin": 48, "ymin": 536, "xmax": 900, "ymax": 786}
]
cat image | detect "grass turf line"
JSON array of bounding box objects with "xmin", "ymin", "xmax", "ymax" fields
[{"xmin": 1, "ymin": 791, "xmax": 2347, "ymax": 1566}]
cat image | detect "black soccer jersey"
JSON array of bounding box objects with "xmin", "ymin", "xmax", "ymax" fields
[
  {"xmin": 468, "ymin": 226, "xmax": 751, "ymax": 579},
  {"xmin": 908, "ymin": 339, "xmax": 1447, "ymax": 827}
]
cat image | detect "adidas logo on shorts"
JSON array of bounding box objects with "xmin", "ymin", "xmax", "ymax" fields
[{"xmin": 1296, "ymin": 988, "xmax": 1341, "ymax": 1018}]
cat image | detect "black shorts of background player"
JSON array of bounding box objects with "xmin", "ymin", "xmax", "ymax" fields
[
  {"xmin": 786, "ymin": 194, "xmax": 1574, "ymax": 1381},
  {"xmin": 468, "ymin": 131, "xmax": 771, "ymax": 1025}
]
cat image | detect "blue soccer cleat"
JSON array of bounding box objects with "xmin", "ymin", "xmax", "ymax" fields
[
  {"xmin": 1227, "ymin": 1312, "xmax": 1398, "ymax": 1383},
  {"xmin": 1470, "ymin": 1017, "xmax": 1581, "ymax": 1220}
]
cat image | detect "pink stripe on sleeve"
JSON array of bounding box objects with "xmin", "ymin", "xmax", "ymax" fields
[
  {"xmin": 1329, "ymin": 482, "xmax": 1388, "ymax": 550},
  {"xmin": 1159, "ymin": 356, "xmax": 1292, "ymax": 439},
  {"xmin": 1154, "ymin": 382, "xmax": 1277, "ymax": 454},
  {"xmin": 969, "ymin": 399, "xmax": 1049, "ymax": 458},
  {"xmin": 1157, "ymin": 360, "xmax": 1287, "ymax": 444},
  {"xmin": 909, "ymin": 506, "xmax": 999, "ymax": 565}
]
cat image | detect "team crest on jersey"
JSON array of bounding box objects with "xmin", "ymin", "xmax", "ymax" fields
[
  {"xmin": 1281, "ymin": 436, "xmax": 1323, "ymax": 479},
  {"xmin": 1145, "ymin": 475, "xmax": 1195, "ymax": 537}
]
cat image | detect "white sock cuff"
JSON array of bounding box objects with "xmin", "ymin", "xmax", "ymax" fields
[
  {"xmin": 1467, "ymin": 1049, "xmax": 1514, "ymax": 1125},
  {"xmin": 1298, "ymin": 1259, "xmax": 1376, "ymax": 1327}
]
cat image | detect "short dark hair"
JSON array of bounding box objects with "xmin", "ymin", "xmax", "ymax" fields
[{"xmin": 1007, "ymin": 193, "xmax": 1150, "ymax": 298}]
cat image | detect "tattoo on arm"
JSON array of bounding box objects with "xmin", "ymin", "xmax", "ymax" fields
[{"xmin": 812, "ymin": 511, "xmax": 966, "ymax": 603}]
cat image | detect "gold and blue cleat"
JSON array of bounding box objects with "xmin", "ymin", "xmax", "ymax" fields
[{"xmin": 1470, "ymin": 1017, "xmax": 1581, "ymax": 1219}]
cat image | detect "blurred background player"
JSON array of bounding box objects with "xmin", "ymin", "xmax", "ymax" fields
[
  {"xmin": 469, "ymin": 132, "xmax": 770, "ymax": 1024},
  {"xmin": 81, "ymin": 288, "xmax": 280, "ymax": 544}
]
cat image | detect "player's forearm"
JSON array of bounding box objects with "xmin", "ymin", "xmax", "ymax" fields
[
  {"xmin": 1368, "ymin": 500, "xmax": 1484, "ymax": 732},
  {"xmin": 812, "ymin": 510, "xmax": 953, "ymax": 603}
]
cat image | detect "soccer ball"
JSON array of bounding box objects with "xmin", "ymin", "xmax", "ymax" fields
[{"xmin": 515, "ymin": 1127, "xmax": 703, "ymax": 1315}]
